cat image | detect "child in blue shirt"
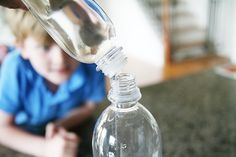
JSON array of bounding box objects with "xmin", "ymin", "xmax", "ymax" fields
[{"xmin": 0, "ymin": 9, "xmax": 105, "ymax": 157}]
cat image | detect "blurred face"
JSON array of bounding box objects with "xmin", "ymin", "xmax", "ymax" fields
[{"xmin": 22, "ymin": 36, "xmax": 79, "ymax": 85}]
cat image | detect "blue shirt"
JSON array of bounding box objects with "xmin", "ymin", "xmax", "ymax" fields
[{"xmin": 0, "ymin": 50, "xmax": 105, "ymax": 133}]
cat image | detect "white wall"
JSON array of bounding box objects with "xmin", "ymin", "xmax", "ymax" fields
[
  {"xmin": 0, "ymin": 8, "xmax": 15, "ymax": 45},
  {"xmin": 96, "ymin": 0, "xmax": 165, "ymax": 67},
  {"xmin": 213, "ymin": 0, "xmax": 236, "ymax": 63}
]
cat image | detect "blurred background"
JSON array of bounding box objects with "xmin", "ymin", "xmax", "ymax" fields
[
  {"xmin": 96, "ymin": 0, "xmax": 235, "ymax": 86},
  {"xmin": 1, "ymin": 0, "xmax": 236, "ymax": 86},
  {"xmin": 0, "ymin": 0, "xmax": 236, "ymax": 157}
]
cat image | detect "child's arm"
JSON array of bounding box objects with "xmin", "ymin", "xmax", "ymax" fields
[
  {"xmin": 0, "ymin": 110, "xmax": 78, "ymax": 157},
  {"xmin": 55, "ymin": 102, "xmax": 97, "ymax": 130}
]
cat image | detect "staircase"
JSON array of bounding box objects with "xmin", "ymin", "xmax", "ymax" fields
[{"xmin": 138, "ymin": 0, "xmax": 213, "ymax": 63}]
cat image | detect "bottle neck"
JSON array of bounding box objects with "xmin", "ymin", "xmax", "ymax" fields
[
  {"xmin": 95, "ymin": 46, "xmax": 127, "ymax": 78},
  {"xmin": 108, "ymin": 73, "xmax": 141, "ymax": 108}
]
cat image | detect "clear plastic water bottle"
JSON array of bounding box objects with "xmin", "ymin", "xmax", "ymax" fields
[
  {"xmin": 21, "ymin": 0, "xmax": 126, "ymax": 77},
  {"xmin": 92, "ymin": 73, "xmax": 162, "ymax": 157}
]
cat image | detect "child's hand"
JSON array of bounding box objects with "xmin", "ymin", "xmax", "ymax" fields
[
  {"xmin": 44, "ymin": 123, "xmax": 79, "ymax": 157},
  {"xmin": 45, "ymin": 123, "xmax": 58, "ymax": 139}
]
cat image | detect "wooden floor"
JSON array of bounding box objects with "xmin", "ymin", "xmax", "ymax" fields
[{"xmin": 163, "ymin": 55, "xmax": 229, "ymax": 81}]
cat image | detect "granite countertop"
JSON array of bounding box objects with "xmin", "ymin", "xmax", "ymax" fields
[
  {"xmin": 140, "ymin": 70, "xmax": 236, "ymax": 157},
  {"xmin": 0, "ymin": 70, "xmax": 235, "ymax": 157}
]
